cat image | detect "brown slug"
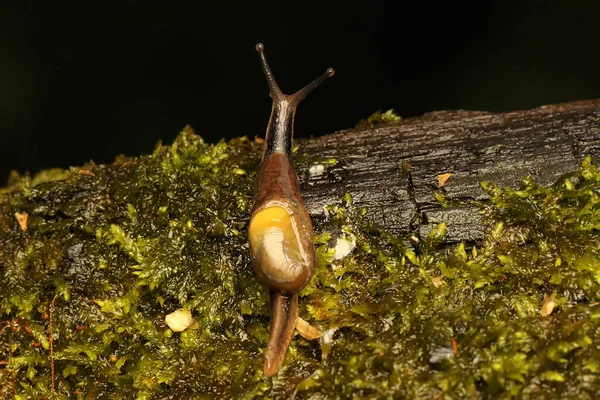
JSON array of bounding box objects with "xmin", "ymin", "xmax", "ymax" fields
[{"xmin": 248, "ymin": 43, "xmax": 334, "ymax": 377}]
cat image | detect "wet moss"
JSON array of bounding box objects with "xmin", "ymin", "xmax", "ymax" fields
[{"xmin": 1, "ymin": 126, "xmax": 600, "ymax": 399}]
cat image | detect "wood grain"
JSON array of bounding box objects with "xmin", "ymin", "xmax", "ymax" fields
[{"xmin": 298, "ymin": 100, "xmax": 600, "ymax": 243}]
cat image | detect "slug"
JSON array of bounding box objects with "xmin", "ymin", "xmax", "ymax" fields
[{"xmin": 248, "ymin": 43, "xmax": 334, "ymax": 377}]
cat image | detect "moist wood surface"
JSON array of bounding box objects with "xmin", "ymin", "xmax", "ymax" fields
[{"xmin": 298, "ymin": 100, "xmax": 600, "ymax": 243}]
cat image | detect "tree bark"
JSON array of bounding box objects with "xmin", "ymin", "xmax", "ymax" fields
[{"xmin": 299, "ymin": 100, "xmax": 600, "ymax": 243}]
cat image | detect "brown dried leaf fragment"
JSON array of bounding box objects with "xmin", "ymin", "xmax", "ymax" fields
[
  {"xmin": 541, "ymin": 292, "xmax": 557, "ymax": 317},
  {"xmin": 296, "ymin": 317, "xmax": 323, "ymax": 340},
  {"xmin": 77, "ymin": 169, "xmax": 95, "ymax": 176},
  {"xmin": 15, "ymin": 212, "xmax": 28, "ymax": 231},
  {"xmin": 431, "ymin": 276, "xmax": 445, "ymax": 288},
  {"xmin": 438, "ymin": 173, "xmax": 452, "ymax": 187}
]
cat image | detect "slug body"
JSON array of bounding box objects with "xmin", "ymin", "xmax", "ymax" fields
[{"xmin": 249, "ymin": 43, "xmax": 333, "ymax": 377}]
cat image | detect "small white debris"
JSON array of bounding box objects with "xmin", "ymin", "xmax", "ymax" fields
[
  {"xmin": 309, "ymin": 164, "xmax": 325, "ymax": 177},
  {"xmin": 321, "ymin": 328, "xmax": 337, "ymax": 346},
  {"xmin": 319, "ymin": 327, "xmax": 338, "ymax": 360},
  {"xmin": 165, "ymin": 308, "xmax": 196, "ymax": 332},
  {"xmin": 238, "ymin": 330, "xmax": 249, "ymax": 342},
  {"xmin": 429, "ymin": 346, "xmax": 454, "ymax": 364},
  {"xmin": 333, "ymin": 234, "xmax": 356, "ymax": 260},
  {"xmin": 381, "ymin": 316, "xmax": 395, "ymax": 332}
]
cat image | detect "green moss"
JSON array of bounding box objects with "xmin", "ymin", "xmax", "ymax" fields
[
  {"xmin": 356, "ymin": 109, "xmax": 402, "ymax": 128},
  {"xmin": 1, "ymin": 127, "xmax": 600, "ymax": 399}
]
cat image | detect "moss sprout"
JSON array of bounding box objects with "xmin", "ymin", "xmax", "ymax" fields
[{"xmin": 356, "ymin": 109, "xmax": 402, "ymax": 128}]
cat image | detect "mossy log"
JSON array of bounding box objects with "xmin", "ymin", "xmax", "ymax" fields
[
  {"xmin": 300, "ymin": 100, "xmax": 600, "ymax": 243},
  {"xmin": 1, "ymin": 100, "xmax": 600, "ymax": 399}
]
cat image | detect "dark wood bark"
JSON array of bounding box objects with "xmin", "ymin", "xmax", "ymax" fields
[{"xmin": 298, "ymin": 100, "xmax": 600, "ymax": 243}]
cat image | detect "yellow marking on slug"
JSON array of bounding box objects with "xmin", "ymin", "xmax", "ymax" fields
[
  {"xmin": 249, "ymin": 206, "xmax": 291, "ymax": 238},
  {"xmin": 249, "ymin": 205, "xmax": 307, "ymax": 283}
]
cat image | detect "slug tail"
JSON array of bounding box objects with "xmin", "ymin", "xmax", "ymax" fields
[{"xmin": 263, "ymin": 291, "xmax": 298, "ymax": 377}]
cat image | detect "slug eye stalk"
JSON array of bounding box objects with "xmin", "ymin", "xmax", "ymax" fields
[
  {"xmin": 255, "ymin": 42, "xmax": 334, "ymax": 105},
  {"xmin": 249, "ymin": 43, "xmax": 333, "ymax": 377},
  {"xmin": 254, "ymin": 43, "xmax": 334, "ymax": 159}
]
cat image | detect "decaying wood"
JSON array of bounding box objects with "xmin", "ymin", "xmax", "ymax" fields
[{"xmin": 298, "ymin": 100, "xmax": 600, "ymax": 243}]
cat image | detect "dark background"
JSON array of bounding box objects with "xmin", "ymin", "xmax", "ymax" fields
[{"xmin": 2, "ymin": 2, "xmax": 599, "ymax": 181}]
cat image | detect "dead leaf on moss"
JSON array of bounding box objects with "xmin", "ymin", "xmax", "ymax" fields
[
  {"xmin": 541, "ymin": 292, "xmax": 557, "ymax": 317},
  {"xmin": 78, "ymin": 169, "xmax": 95, "ymax": 176},
  {"xmin": 431, "ymin": 276, "xmax": 445, "ymax": 288},
  {"xmin": 296, "ymin": 317, "xmax": 323, "ymax": 340},
  {"xmin": 15, "ymin": 212, "xmax": 28, "ymax": 231}
]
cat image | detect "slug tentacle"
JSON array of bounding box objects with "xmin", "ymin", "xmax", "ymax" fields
[
  {"xmin": 255, "ymin": 42, "xmax": 334, "ymax": 158},
  {"xmin": 249, "ymin": 42, "xmax": 333, "ymax": 377}
]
